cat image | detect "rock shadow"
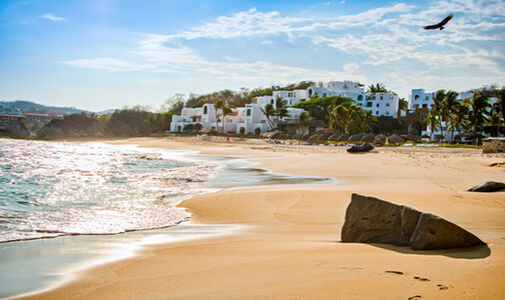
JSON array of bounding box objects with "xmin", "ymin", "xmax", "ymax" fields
[{"xmin": 365, "ymin": 242, "xmax": 491, "ymax": 259}]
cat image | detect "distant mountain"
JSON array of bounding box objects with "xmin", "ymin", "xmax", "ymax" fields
[
  {"xmin": 96, "ymin": 109, "xmax": 117, "ymax": 115},
  {"xmin": 0, "ymin": 100, "xmax": 91, "ymax": 115}
]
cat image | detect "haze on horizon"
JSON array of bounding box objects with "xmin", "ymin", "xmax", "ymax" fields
[{"xmin": 1, "ymin": 0, "xmax": 504, "ymax": 112}]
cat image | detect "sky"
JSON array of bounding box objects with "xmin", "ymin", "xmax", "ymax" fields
[{"xmin": 0, "ymin": 0, "xmax": 504, "ymax": 112}]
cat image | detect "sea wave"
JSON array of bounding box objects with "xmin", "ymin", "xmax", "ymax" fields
[{"xmin": 0, "ymin": 139, "xmax": 223, "ymax": 242}]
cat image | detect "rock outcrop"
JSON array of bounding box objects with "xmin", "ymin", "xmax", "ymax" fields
[
  {"xmin": 467, "ymin": 181, "xmax": 505, "ymax": 192},
  {"xmin": 37, "ymin": 115, "xmax": 112, "ymax": 139},
  {"xmin": 341, "ymin": 194, "xmax": 485, "ymax": 250}
]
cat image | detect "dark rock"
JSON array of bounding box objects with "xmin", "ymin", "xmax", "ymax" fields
[
  {"xmin": 341, "ymin": 194, "xmax": 485, "ymax": 250},
  {"xmin": 467, "ymin": 181, "xmax": 505, "ymax": 192},
  {"xmin": 410, "ymin": 214, "xmax": 485, "ymax": 250}
]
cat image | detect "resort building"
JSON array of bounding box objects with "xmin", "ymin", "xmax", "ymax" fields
[
  {"xmin": 409, "ymin": 89, "xmax": 481, "ymax": 110},
  {"xmin": 170, "ymin": 102, "xmax": 304, "ymax": 134},
  {"xmin": 306, "ymin": 81, "xmax": 400, "ymax": 118},
  {"xmin": 170, "ymin": 80, "xmax": 401, "ymax": 134}
]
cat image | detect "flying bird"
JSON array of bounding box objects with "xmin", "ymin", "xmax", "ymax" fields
[{"xmin": 423, "ymin": 14, "xmax": 453, "ymax": 30}]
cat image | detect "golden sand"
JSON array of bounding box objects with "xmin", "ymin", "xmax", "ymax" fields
[{"xmin": 22, "ymin": 137, "xmax": 505, "ymax": 299}]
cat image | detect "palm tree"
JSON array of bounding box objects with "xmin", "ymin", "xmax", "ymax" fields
[
  {"xmin": 431, "ymin": 90, "xmax": 446, "ymax": 137},
  {"xmin": 221, "ymin": 106, "xmax": 233, "ymax": 134},
  {"xmin": 450, "ymin": 104, "xmax": 470, "ymax": 139},
  {"xmin": 495, "ymin": 87, "xmax": 505, "ymax": 136},
  {"xmin": 274, "ymin": 96, "xmax": 289, "ymax": 126},
  {"xmin": 366, "ymin": 83, "xmax": 388, "ymax": 94},
  {"xmin": 261, "ymin": 103, "xmax": 276, "ymax": 129},
  {"xmin": 397, "ymin": 97, "xmax": 408, "ymax": 118},
  {"xmin": 359, "ymin": 110, "xmax": 378, "ymax": 133},
  {"xmin": 327, "ymin": 97, "xmax": 356, "ymax": 133},
  {"xmin": 443, "ymin": 90, "xmax": 459, "ymax": 140},
  {"xmin": 468, "ymin": 91, "xmax": 490, "ymax": 136},
  {"xmin": 424, "ymin": 110, "xmax": 440, "ymax": 140},
  {"xmin": 296, "ymin": 111, "xmax": 311, "ymax": 134},
  {"xmin": 215, "ymin": 100, "xmax": 224, "ymax": 133}
]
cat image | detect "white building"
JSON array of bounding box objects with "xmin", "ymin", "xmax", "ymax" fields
[
  {"xmin": 170, "ymin": 102, "xmax": 303, "ymax": 134},
  {"xmin": 409, "ymin": 89, "xmax": 480, "ymax": 110},
  {"xmin": 170, "ymin": 80, "xmax": 402, "ymax": 133},
  {"xmin": 306, "ymin": 81, "xmax": 399, "ymax": 118}
]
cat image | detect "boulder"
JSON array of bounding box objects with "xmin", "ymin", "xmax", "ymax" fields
[
  {"xmin": 307, "ymin": 134, "xmax": 320, "ymax": 143},
  {"xmin": 467, "ymin": 181, "xmax": 505, "ymax": 192},
  {"xmin": 341, "ymin": 194, "xmax": 485, "ymax": 250},
  {"xmin": 373, "ymin": 135, "xmax": 386, "ymax": 146},
  {"xmin": 361, "ymin": 133, "xmax": 376, "ymax": 143},
  {"xmin": 336, "ymin": 133, "xmax": 350, "ymax": 142},
  {"xmin": 291, "ymin": 133, "xmax": 304, "ymax": 140},
  {"xmin": 387, "ymin": 134, "xmax": 405, "ymax": 145},
  {"xmin": 348, "ymin": 133, "xmax": 366, "ymax": 142},
  {"xmin": 327, "ymin": 134, "xmax": 340, "ymax": 142}
]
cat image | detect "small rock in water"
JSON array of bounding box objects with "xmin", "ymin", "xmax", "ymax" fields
[{"xmin": 467, "ymin": 181, "xmax": 505, "ymax": 192}]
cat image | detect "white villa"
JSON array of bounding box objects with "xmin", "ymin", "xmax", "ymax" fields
[
  {"xmin": 305, "ymin": 81, "xmax": 400, "ymax": 118},
  {"xmin": 409, "ymin": 89, "xmax": 475, "ymax": 110},
  {"xmin": 170, "ymin": 80, "xmax": 401, "ymax": 134},
  {"xmin": 410, "ymin": 88, "xmax": 499, "ymax": 140},
  {"xmin": 170, "ymin": 102, "xmax": 304, "ymax": 134}
]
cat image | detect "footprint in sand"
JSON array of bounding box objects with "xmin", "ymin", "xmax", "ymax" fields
[
  {"xmin": 438, "ymin": 284, "xmax": 453, "ymax": 290},
  {"xmin": 408, "ymin": 295, "xmax": 422, "ymax": 300},
  {"xmin": 385, "ymin": 270, "xmax": 404, "ymax": 275},
  {"xmin": 414, "ymin": 276, "xmax": 430, "ymax": 282}
]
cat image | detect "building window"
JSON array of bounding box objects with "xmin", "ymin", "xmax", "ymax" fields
[
  {"xmin": 203, "ymin": 106, "xmax": 208, "ymax": 114},
  {"xmin": 376, "ymin": 103, "xmax": 380, "ymax": 107},
  {"xmin": 376, "ymin": 111, "xmax": 379, "ymax": 115},
  {"xmin": 270, "ymin": 99, "xmax": 274, "ymax": 104},
  {"xmin": 357, "ymin": 95, "xmax": 363, "ymax": 101},
  {"xmin": 366, "ymin": 102, "xmax": 372, "ymax": 107},
  {"xmin": 386, "ymin": 103, "xmax": 390, "ymax": 107},
  {"xmin": 385, "ymin": 111, "xmax": 389, "ymax": 115},
  {"xmin": 380, "ymin": 96, "xmax": 383, "ymax": 100},
  {"xmin": 422, "ymin": 104, "xmax": 428, "ymax": 108},
  {"xmin": 425, "ymin": 96, "xmax": 429, "ymax": 100},
  {"xmin": 246, "ymin": 109, "xmax": 251, "ymax": 116},
  {"xmin": 414, "ymin": 95, "xmax": 419, "ymax": 100}
]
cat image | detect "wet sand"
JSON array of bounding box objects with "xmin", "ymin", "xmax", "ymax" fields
[{"xmin": 21, "ymin": 137, "xmax": 505, "ymax": 299}]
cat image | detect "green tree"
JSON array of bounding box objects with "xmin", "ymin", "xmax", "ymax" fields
[
  {"xmin": 442, "ymin": 90, "xmax": 460, "ymax": 140},
  {"xmin": 295, "ymin": 111, "xmax": 311, "ymax": 134},
  {"xmin": 261, "ymin": 103, "xmax": 276, "ymax": 129},
  {"xmin": 359, "ymin": 110, "xmax": 378, "ymax": 133},
  {"xmin": 221, "ymin": 106, "xmax": 233, "ymax": 134},
  {"xmin": 274, "ymin": 96, "xmax": 290, "ymax": 126},
  {"xmin": 424, "ymin": 110, "xmax": 440, "ymax": 140},
  {"xmin": 450, "ymin": 104, "xmax": 470, "ymax": 138},
  {"xmin": 366, "ymin": 83, "xmax": 388, "ymax": 93},
  {"xmin": 431, "ymin": 90, "xmax": 446, "ymax": 137},
  {"xmin": 398, "ymin": 97, "xmax": 408, "ymax": 117},
  {"xmin": 468, "ymin": 91, "xmax": 490, "ymax": 136}
]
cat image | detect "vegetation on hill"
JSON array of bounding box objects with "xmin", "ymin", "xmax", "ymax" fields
[
  {"xmin": 185, "ymin": 80, "xmax": 317, "ymax": 108},
  {"xmin": 0, "ymin": 100, "xmax": 89, "ymax": 115}
]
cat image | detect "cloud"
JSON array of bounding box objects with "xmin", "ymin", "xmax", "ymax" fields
[
  {"xmin": 63, "ymin": 2, "xmax": 505, "ymax": 95},
  {"xmin": 41, "ymin": 14, "xmax": 66, "ymax": 21},
  {"xmin": 163, "ymin": 7, "xmax": 315, "ymax": 41},
  {"xmin": 64, "ymin": 58, "xmax": 153, "ymax": 72}
]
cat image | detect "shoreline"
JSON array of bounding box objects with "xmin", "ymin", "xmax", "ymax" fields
[
  {"xmin": 1, "ymin": 138, "xmax": 333, "ymax": 299},
  {"xmin": 15, "ymin": 137, "xmax": 505, "ymax": 299}
]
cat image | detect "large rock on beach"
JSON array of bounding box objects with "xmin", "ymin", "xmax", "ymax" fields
[
  {"xmin": 341, "ymin": 194, "xmax": 485, "ymax": 250},
  {"xmin": 467, "ymin": 181, "xmax": 505, "ymax": 192},
  {"xmin": 373, "ymin": 135, "xmax": 386, "ymax": 146}
]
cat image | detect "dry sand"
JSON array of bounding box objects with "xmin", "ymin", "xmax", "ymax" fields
[{"xmin": 21, "ymin": 137, "xmax": 505, "ymax": 299}]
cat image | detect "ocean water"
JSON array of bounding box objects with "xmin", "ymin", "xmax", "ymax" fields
[
  {"xmin": 0, "ymin": 139, "xmax": 223, "ymax": 243},
  {"xmin": 0, "ymin": 139, "xmax": 333, "ymax": 298}
]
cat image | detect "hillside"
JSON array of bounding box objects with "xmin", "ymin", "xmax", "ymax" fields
[{"xmin": 0, "ymin": 100, "xmax": 90, "ymax": 115}]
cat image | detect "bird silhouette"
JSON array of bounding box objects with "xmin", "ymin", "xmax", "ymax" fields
[{"xmin": 423, "ymin": 14, "xmax": 453, "ymax": 30}]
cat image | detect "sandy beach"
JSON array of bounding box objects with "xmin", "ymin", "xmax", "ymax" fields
[{"xmin": 20, "ymin": 137, "xmax": 505, "ymax": 299}]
